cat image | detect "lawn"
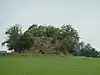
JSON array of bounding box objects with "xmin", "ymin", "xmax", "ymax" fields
[{"xmin": 0, "ymin": 56, "xmax": 100, "ymax": 75}]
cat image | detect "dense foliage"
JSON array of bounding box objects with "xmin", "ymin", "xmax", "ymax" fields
[{"xmin": 1, "ymin": 24, "xmax": 99, "ymax": 57}]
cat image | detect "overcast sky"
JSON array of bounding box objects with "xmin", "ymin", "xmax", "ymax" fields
[{"xmin": 0, "ymin": 0, "xmax": 100, "ymax": 51}]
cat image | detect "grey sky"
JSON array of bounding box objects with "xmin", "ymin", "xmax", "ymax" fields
[{"xmin": 0, "ymin": 0, "xmax": 100, "ymax": 51}]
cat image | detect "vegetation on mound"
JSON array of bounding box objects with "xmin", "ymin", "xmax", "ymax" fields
[{"xmin": 1, "ymin": 24, "xmax": 99, "ymax": 57}]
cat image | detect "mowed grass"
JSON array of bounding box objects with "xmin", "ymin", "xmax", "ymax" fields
[{"xmin": 0, "ymin": 56, "xmax": 100, "ymax": 75}]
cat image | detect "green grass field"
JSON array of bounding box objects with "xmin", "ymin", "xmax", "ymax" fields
[{"xmin": 0, "ymin": 56, "xmax": 100, "ymax": 75}]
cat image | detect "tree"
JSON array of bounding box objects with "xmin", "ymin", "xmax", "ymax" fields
[
  {"xmin": 1, "ymin": 24, "xmax": 23, "ymax": 53},
  {"xmin": 19, "ymin": 31, "xmax": 34, "ymax": 51},
  {"xmin": 74, "ymin": 41, "xmax": 85, "ymax": 56},
  {"xmin": 77, "ymin": 43, "xmax": 99, "ymax": 57},
  {"xmin": 1, "ymin": 24, "xmax": 34, "ymax": 53},
  {"xmin": 58, "ymin": 25, "xmax": 79, "ymax": 54}
]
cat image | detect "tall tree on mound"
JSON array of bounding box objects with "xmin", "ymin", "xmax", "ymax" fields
[
  {"xmin": 19, "ymin": 31, "xmax": 34, "ymax": 52},
  {"xmin": 57, "ymin": 25, "xmax": 80, "ymax": 54},
  {"xmin": 1, "ymin": 24, "xmax": 23, "ymax": 53},
  {"xmin": 1, "ymin": 24, "xmax": 34, "ymax": 53}
]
